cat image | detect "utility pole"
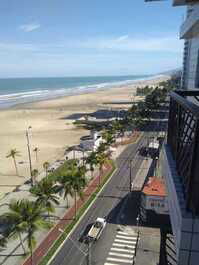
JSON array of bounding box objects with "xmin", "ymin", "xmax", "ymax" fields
[
  {"xmin": 129, "ymin": 159, "xmax": 132, "ymax": 192},
  {"xmin": 26, "ymin": 126, "xmax": 33, "ymax": 186}
]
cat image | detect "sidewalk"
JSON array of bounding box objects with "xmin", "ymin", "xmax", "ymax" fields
[
  {"xmin": 132, "ymin": 158, "xmax": 153, "ymax": 191},
  {"xmin": 0, "ymin": 158, "xmax": 97, "ymax": 265},
  {"xmin": 0, "ymin": 131, "xmax": 139, "ymax": 265}
]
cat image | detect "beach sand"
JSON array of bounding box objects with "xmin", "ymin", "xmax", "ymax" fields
[{"xmin": 0, "ymin": 75, "xmax": 169, "ymax": 194}]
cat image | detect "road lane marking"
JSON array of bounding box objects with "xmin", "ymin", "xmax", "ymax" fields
[
  {"xmin": 107, "ymin": 257, "xmax": 132, "ymax": 263},
  {"xmin": 109, "ymin": 252, "xmax": 134, "ymax": 258},
  {"xmin": 116, "ymin": 235, "xmax": 137, "ymax": 240},
  {"xmin": 114, "ymin": 239, "xmax": 136, "ymax": 244},
  {"xmin": 112, "ymin": 243, "xmax": 135, "ymax": 248},
  {"xmin": 110, "ymin": 247, "xmax": 135, "ymax": 253}
]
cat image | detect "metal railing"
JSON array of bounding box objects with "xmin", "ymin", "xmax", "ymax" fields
[{"xmin": 167, "ymin": 90, "xmax": 199, "ymax": 214}]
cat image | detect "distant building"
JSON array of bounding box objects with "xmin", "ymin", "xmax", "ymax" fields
[
  {"xmin": 80, "ymin": 131, "xmax": 103, "ymax": 151},
  {"xmin": 140, "ymin": 177, "xmax": 169, "ymax": 222}
]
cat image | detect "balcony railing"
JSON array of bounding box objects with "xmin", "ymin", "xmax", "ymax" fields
[{"xmin": 167, "ymin": 90, "xmax": 199, "ymax": 214}]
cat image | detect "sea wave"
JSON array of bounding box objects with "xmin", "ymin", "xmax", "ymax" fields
[{"xmin": 0, "ymin": 75, "xmax": 160, "ymax": 109}]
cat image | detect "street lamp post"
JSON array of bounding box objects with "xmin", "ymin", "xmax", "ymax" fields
[
  {"xmin": 155, "ymin": 156, "xmax": 159, "ymax": 177},
  {"xmin": 136, "ymin": 214, "xmax": 140, "ymax": 235},
  {"xmin": 26, "ymin": 126, "xmax": 33, "ymax": 186},
  {"xmin": 129, "ymin": 159, "xmax": 132, "ymax": 192}
]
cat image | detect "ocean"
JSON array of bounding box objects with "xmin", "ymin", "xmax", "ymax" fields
[{"xmin": 0, "ymin": 75, "xmax": 152, "ymax": 109}]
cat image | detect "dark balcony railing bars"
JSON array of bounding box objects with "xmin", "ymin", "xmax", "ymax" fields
[{"xmin": 167, "ymin": 90, "xmax": 199, "ymax": 214}]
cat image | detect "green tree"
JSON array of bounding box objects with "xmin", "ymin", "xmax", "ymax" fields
[
  {"xmin": 43, "ymin": 161, "xmax": 50, "ymax": 177},
  {"xmin": 6, "ymin": 149, "xmax": 20, "ymax": 176},
  {"xmin": 31, "ymin": 169, "xmax": 39, "ymax": 185},
  {"xmin": 86, "ymin": 151, "xmax": 98, "ymax": 178},
  {"xmin": 69, "ymin": 167, "xmax": 86, "ymax": 219},
  {"xmin": 56, "ymin": 173, "xmax": 73, "ymax": 208},
  {"xmin": 102, "ymin": 129, "xmax": 115, "ymax": 147},
  {"xmin": 96, "ymin": 151, "xmax": 109, "ymax": 186},
  {"xmin": 1, "ymin": 199, "xmax": 51, "ymax": 260},
  {"xmin": 30, "ymin": 178, "xmax": 60, "ymax": 218}
]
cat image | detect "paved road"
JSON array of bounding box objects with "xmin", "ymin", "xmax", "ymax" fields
[{"xmin": 49, "ymin": 133, "xmax": 148, "ymax": 265}]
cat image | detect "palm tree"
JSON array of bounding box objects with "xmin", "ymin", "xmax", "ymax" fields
[
  {"xmin": 96, "ymin": 151, "xmax": 109, "ymax": 186},
  {"xmin": 30, "ymin": 178, "xmax": 60, "ymax": 218},
  {"xmin": 96, "ymin": 142, "xmax": 107, "ymax": 154},
  {"xmin": 33, "ymin": 147, "xmax": 39, "ymax": 164},
  {"xmin": 1, "ymin": 199, "xmax": 51, "ymax": 260},
  {"xmin": 31, "ymin": 169, "xmax": 39, "ymax": 185},
  {"xmin": 43, "ymin": 161, "xmax": 50, "ymax": 177},
  {"xmin": 69, "ymin": 167, "xmax": 86, "ymax": 219},
  {"xmin": 56, "ymin": 173, "xmax": 73, "ymax": 208},
  {"xmin": 86, "ymin": 151, "xmax": 98, "ymax": 178},
  {"xmin": 6, "ymin": 149, "xmax": 20, "ymax": 176},
  {"xmin": 102, "ymin": 129, "xmax": 115, "ymax": 147}
]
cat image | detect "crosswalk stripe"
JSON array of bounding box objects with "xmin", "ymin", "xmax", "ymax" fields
[
  {"xmin": 118, "ymin": 231, "xmax": 137, "ymax": 237},
  {"xmin": 116, "ymin": 235, "xmax": 137, "ymax": 240},
  {"xmin": 110, "ymin": 247, "xmax": 135, "ymax": 253},
  {"xmin": 113, "ymin": 243, "xmax": 135, "ymax": 249},
  {"xmin": 117, "ymin": 231, "xmax": 130, "ymax": 235},
  {"xmin": 115, "ymin": 239, "xmax": 136, "ymax": 244},
  {"xmin": 104, "ymin": 263, "xmax": 119, "ymax": 265},
  {"xmin": 109, "ymin": 252, "xmax": 134, "ymax": 258},
  {"xmin": 107, "ymin": 257, "xmax": 132, "ymax": 263}
]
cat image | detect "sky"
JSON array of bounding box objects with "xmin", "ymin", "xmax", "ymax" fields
[{"xmin": 0, "ymin": 0, "xmax": 185, "ymax": 77}]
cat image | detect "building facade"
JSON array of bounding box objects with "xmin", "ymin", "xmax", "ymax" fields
[
  {"xmin": 145, "ymin": 1, "xmax": 199, "ymax": 264},
  {"xmin": 176, "ymin": 0, "xmax": 199, "ymax": 89}
]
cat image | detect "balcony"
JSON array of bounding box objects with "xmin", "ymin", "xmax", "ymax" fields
[
  {"xmin": 180, "ymin": 8, "xmax": 199, "ymax": 39},
  {"xmin": 160, "ymin": 90, "xmax": 199, "ymax": 263},
  {"xmin": 173, "ymin": 0, "xmax": 199, "ymax": 6},
  {"xmin": 167, "ymin": 90, "xmax": 199, "ymax": 214}
]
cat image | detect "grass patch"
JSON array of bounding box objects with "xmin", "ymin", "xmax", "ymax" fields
[{"xmin": 39, "ymin": 160, "xmax": 116, "ymax": 265}]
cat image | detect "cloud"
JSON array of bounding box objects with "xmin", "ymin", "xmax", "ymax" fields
[
  {"xmin": 116, "ymin": 35, "xmax": 129, "ymax": 42},
  {"xmin": 19, "ymin": 23, "xmax": 40, "ymax": 32},
  {"xmin": 75, "ymin": 35, "xmax": 183, "ymax": 53}
]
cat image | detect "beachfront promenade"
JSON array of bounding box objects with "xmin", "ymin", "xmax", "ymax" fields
[
  {"xmin": 0, "ymin": 132, "xmax": 139, "ymax": 265},
  {"xmin": 48, "ymin": 137, "xmax": 153, "ymax": 265}
]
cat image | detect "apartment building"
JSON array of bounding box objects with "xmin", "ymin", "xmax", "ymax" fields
[{"xmin": 145, "ymin": 1, "xmax": 199, "ymax": 264}]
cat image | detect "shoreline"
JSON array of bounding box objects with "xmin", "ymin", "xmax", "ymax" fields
[
  {"xmin": 0, "ymin": 74, "xmax": 165, "ymax": 111},
  {"xmin": 0, "ymin": 75, "xmax": 170, "ymax": 195}
]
